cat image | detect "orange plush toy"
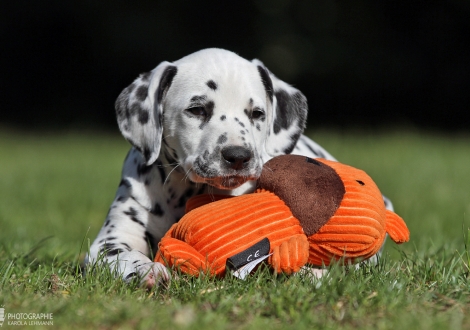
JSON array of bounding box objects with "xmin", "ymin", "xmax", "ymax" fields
[{"xmin": 155, "ymin": 155, "xmax": 409, "ymax": 277}]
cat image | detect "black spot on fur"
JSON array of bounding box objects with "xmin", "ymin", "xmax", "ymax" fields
[
  {"xmin": 157, "ymin": 66, "xmax": 178, "ymax": 103},
  {"xmin": 300, "ymin": 137, "xmax": 327, "ymax": 158},
  {"xmin": 256, "ymin": 123, "xmax": 261, "ymax": 131},
  {"xmin": 150, "ymin": 203, "xmax": 164, "ymax": 216},
  {"xmin": 240, "ymin": 130, "xmax": 245, "ymax": 135},
  {"xmin": 154, "ymin": 159, "xmax": 167, "ymax": 185},
  {"xmin": 273, "ymin": 90, "xmax": 307, "ymax": 135},
  {"xmin": 124, "ymin": 207, "xmax": 145, "ymax": 227},
  {"xmin": 117, "ymin": 195, "xmax": 125, "ymax": 202},
  {"xmin": 217, "ymin": 133, "xmax": 228, "ymax": 144},
  {"xmin": 356, "ymin": 180, "xmax": 365, "ymax": 186},
  {"xmin": 108, "ymin": 249, "xmax": 125, "ymax": 257},
  {"xmin": 145, "ymin": 231, "xmax": 157, "ymax": 255},
  {"xmin": 199, "ymin": 101, "xmax": 214, "ymax": 129},
  {"xmin": 257, "ymin": 66, "xmax": 274, "ymax": 102},
  {"xmin": 283, "ymin": 132, "xmax": 301, "ymax": 154},
  {"xmin": 101, "ymin": 243, "xmax": 124, "ymax": 257},
  {"xmin": 137, "ymin": 163, "xmax": 153, "ymax": 176},
  {"xmin": 138, "ymin": 110, "xmax": 149, "ymax": 124},
  {"xmin": 119, "ymin": 179, "xmax": 131, "ymax": 188},
  {"xmin": 135, "ymin": 85, "xmax": 148, "ymax": 102},
  {"xmin": 206, "ymin": 80, "xmax": 218, "ymax": 90},
  {"xmin": 128, "ymin": 102, "xmax": 140, "ymax": 117},
  {"xmin": 104, "ymin": 219, "xmax": 110, "ymax": 227},
  {"xmin": 142, "ymin": 147, "xmax": 152, "ymax": 163},
  {"xmin": 238, "ymin": 121, "xmax": 245, "ymax": 128},
  {"xmin": 125, "ymin": 272, "xmax": 138, "ymax": 280},
  {"xmin": 220, "ymin": 115, "xmax": 226, "ymax": 121},
  {"xmin": 193, "ymin": 147, "xmax": 220, "ymax": 178}
]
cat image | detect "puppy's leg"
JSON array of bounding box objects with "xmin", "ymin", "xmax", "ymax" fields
[
  {"xmin": 86, "ymin": 149, "xmax": 177, "ymax": 289},
  {"xmin": 86, "ymin": 195, "xmax": 171, "ymax": 289}
]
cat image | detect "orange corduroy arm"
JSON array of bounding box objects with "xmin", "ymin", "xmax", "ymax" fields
[
  {"xmin": 384, "ymin": 210, "xmax": 410, "ymax": 243},
  {"xmin": 268, "ymin": 234, "xmax": 309, "ymax": 274},
  {"xmin": 156, "ymin": 236, "xmax": 213, "ymax": 276}
]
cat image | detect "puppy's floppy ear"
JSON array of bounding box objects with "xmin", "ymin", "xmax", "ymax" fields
[
  {"xmin": 252, "ymin": 59, "xmax": 308, "ymax": 156},
  {"xmin": 115, "ymin": 61, "xmax": 177, "ymax": 165}
]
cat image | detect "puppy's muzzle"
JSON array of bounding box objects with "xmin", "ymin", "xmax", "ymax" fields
[{"xmin": 221, "ymin": 146, "xmax": 253, "ymax": 170}]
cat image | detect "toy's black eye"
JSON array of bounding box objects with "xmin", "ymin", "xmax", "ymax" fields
[
  {"xmin": 356, "ymin": 180, "xmax": 365, "ymax": 186},
  {"xmin": 186, "ymin": 107, "xmax": 207, "ymax": 117},
  {"xmin": 251, "ymin": 109, "xmax": 264, "ymax": 120}
]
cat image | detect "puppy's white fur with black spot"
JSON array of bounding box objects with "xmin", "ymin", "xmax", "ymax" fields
[{"xmin": 86, "ymin": 49, "xmax": 392, "ymax": 288}]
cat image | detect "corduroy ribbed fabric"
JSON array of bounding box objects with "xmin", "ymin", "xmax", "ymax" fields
[{"xmin": 155, "ymin": 156, "xmax": 410, "ymax": 275}]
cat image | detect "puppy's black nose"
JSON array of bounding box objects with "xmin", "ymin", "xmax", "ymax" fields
[{"xmin": 221, "ymin": 146, "xmax": 252, "ymax": 170}]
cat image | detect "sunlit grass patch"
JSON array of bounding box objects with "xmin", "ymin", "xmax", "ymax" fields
[{"xmin": 0, "ymin": 128, "xmax": 469, "ymax": 329}]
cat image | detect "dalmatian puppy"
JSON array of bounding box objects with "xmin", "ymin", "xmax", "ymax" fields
[{"xmin": 86, "ymin": 48, "xmax": 392, "ymax": 288}]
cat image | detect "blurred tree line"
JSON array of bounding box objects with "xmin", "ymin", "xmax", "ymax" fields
[{"xmin": 2, "ymin": 0, "xmax": 469, "ymax": 130}]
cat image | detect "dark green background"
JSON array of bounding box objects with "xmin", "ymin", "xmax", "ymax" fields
[{"xmin": 2, "ymin": 0, "xmax": 469, "ymax": 130}]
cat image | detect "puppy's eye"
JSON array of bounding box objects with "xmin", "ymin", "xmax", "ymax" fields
[
  {"xmin": 186, "ymin": 107, "xmax": 207, "ymax": 117},
  {"xmin": 251, "ymin": 109, "xmax": 264, "ymax": 120}
]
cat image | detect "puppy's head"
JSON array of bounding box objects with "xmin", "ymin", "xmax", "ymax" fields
[{"xmin": 116, "ymin": 48, "xmax": 308, "ymax": 190}]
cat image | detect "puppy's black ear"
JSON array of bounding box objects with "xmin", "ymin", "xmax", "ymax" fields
[
  {"xmin": 252, "ymin": 59, "xmax": 308, "ymax": 157},
  {"xmin": 115, "ymin": 62, "xmax": 177, "ymax": 165}
]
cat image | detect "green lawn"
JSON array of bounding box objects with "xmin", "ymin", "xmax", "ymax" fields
[{"xmin": 1, "ymin": 128, "xmax": 469, "ymax": 329}]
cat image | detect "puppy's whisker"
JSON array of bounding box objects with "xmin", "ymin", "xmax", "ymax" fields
[
  {"xmin": 163, "ymin": 163, "xmax": 182, "ymax": 185},
  {"xmin": 155, "ymin": 162, "xmax": 180, "ymax": 168},
  {"xmin": 181, "ymin": 166, "xmax": 193, "ymax": 183}
]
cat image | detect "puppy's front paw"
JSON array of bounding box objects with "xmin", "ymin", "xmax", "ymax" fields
[{"xmin": 134, "ymin": 262, "xmax": 171, "ymax": 289}]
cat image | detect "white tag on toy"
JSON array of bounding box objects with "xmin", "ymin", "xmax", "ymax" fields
[
  {"xmin": 231, "ymin": 253, "xmax": 272, "ymax": 280},
  {"xmin": 226, "ymin": 238, "xmax": 271, "ymax": 280}
]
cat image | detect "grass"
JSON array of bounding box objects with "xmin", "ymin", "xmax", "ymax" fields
[{"xmin": 1, "ymin": 127, "xmax": 469, "ymax": 329}]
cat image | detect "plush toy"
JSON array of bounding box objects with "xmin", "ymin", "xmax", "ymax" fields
[{"xmin": 155, "ymin": 155, "xmax": 409, "ymax": 277}]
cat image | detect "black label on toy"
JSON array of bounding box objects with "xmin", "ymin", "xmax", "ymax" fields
[{"xmin": 226, "ymin": 238, "xmax": 270, "ymax": 270}]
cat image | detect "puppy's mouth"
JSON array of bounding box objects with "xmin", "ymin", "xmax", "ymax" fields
[
  {"xmin": 206, "ymin": 175, "xmax": 255, "ymax": 190},
  {"xmin": 187, "ymin": 150, "xmax": 261, "ymax": 189},
  {"xmin": 191, "ymin": 172, "xmax": 257, "ymax": 189},
  {"xmin": 189, "ymin": 168, "xmax": 258, "ymax": 190}
]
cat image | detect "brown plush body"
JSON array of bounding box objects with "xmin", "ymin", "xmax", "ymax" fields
[{"xmin": 156, "ymin": 155, "xmax": 409, "ymax": 276}]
